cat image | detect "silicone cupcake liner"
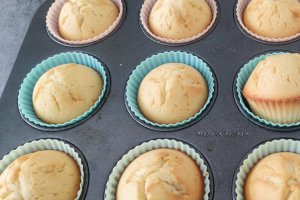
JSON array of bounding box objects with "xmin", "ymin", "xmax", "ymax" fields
[
  {"xmin": 46, "ymin": 0, "xmax": 125, "ymax": 47},
  {"xmin": 0, "ymin": 138, "xmax": 89, "ymax": 200},
  {"xmin": 234, "ymin": 138, "xmax": 300, "ymax": 200},
  {"xmin": 125, "ymin": 51, "xmax": 217, "ymax": 131},
  {"xmin": 140, "ymin": 0, "xmax": 219, "ymax": 45},
  {"xmin": 235, "ymin": 0, "xmax": 300, "ymax": 44},
  {"xmin": 105, "ymin": 139, "xmax": 213, "ymax": 200},
  {"xmin": 18, "ymin": 52, "xmax": 110, "ymax": 131},
  {"xmin": 234, "ymin": 51, "xmax": 300, "ymax": 130}
]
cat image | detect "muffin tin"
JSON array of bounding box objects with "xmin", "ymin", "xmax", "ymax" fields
[{"xmin": 0, "ymin": 0, "xmax": 299, "ymax": 199}]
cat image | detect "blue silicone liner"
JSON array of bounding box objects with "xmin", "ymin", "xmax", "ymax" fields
[
  {"xmin": 125, "ymin": 51, "xmax": 216, "ymax": 131},
  {"xmin": 18, "ymin": 52, "xmax": 109, "ymax": 131},
  {"xmin": 235, "ymin": 51, "xmax": 300, "ymax": 130}
]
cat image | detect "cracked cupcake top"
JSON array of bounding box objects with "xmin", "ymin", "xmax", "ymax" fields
[
  {"xmin": 117, "ymin": 148, "xmax": 204, "ymax": 200},
  {"xmin": 245, "ymin": 152, "xmax": 300, "ymax": 200},
  {"xmin": 243, "ymin": 53, "xmax": 300, "ymax": 100},
  {"xmin": 58, "ymin": 0, "xmax": 119, "ymax": 41},
  {"xmin": 0, "ymin": 150, "xmax": 80, "ymax": 200},
  {"xmin": 243, "ymin": 0, "xmax": 300, "ymax": 38},
  {"xmin": 32, "ymin": 63, "xmax": 103, "ymax": 124},
  {"xmin": 137, "ymin": 63, "xmax": 208, "ymax": 124},
  {"xmin": 148, "ymin": 0, "xmax": 212, "ymax": 40}
]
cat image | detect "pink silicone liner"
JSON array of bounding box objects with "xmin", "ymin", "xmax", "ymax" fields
[
  {"xmin": 140, "ymin": 0, "xmax": 218, "ymax": 44},
  {"xmin": 236, "ymin": 0, "xmax": 300, "ymax": 43},
  {"xmin": 46, "ymin": 0, "xmax": 124, "ymax": 45}
]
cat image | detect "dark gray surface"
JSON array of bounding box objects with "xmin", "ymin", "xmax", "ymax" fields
[
  {"xmin": 0, "ymin": 0, "xmax": 47, "ymax": 97},
  {"xmin": 0, "ymin": 0, "xmax": 300, "ymax": 200}
]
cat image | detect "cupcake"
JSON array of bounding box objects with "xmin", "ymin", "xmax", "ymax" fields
[
  {"xmin": 138, "ymin": 63, "xmax": 208, "ymax": 124},
  {"xmin": 126, "ymin": 51, "xmax": 215, "ymax": 129},
  {"xmin": 18, "ymin": 52, "xmax": 109, "ymax": 129},
  {"xmin": 140, "ymin": 0, "xmax": 218, "ymax": 44},
  {"xmin": 0, "ymin": 139, "xmax": 86, "ymax": 200},
  {"xmin": 245, "ymin": 152, "xmax": 300, "ymax": 200},
  {"xmin": 243, "ymin": 53, "xmax": 300, "ymax": 124},
  {"xmin": 235, "ymin": 139, "xmax": 300, "ymax": 200},
  {"xmin": 238, "ymin": 0, "xmax": 300, "ymax": 42},
  {"xmin": 59, "ymin": 0, "xmax": 119, "ymax": 41},
  {"xmin": 117, "ymin": 148, "xmax": 204, "ymax": 200},
  {"xmin": 33, "ymin": 63, "xmax": 103, "ymax": 124},
  {"xmin": 46, "ymin": 0, "xmax": 124, "ymax": 45},
  {"xmin": 0, "ymin": 150, "xmax": 80, "ymax": 199},
  {"xmin": 105, "ymin": 139, "xmax": 212, "ymax": 200},
  {"xmin": 148, "ymin": 0, "xmax": 212, "ymax": 40},
  {"xmin": 243, "ymin": 0, "xmax": 300, "ymax": 39}
]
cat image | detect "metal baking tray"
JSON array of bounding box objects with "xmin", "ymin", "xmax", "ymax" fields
[{"xmin": 0, "ymin": 0, "xmax": 299, "ymax": 199}]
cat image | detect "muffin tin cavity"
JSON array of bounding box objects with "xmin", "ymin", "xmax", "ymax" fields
[
  {"xmin": 0, "ymin": 138, "xmax": 89, "ymax": 200},
  {"xmin": 234, "ymin": 0, "xmax": 300, "ymax": 44},
  {"xmin": 233, "ymin": 50, "xmax": 300, "ymax": 131},
  {"xmin": 18, "ymin": 52, "xmax": 111, "ymax": 131},
  {"xmin": 125, "ymin": 51, "xmax": 217, "ymax": 131},
  {"xmin": 105, "ymin": 139, "xmax": 214, "ymax": 200},
  {"xmin": 233, "ymin": 138, "xmax": 300, "ymax": 200},
  {"xmin": 46, "ymin": 0, "xmax": 126, "ymax": 47},
  {"xmin": 139, "ymin": 0, "xmax": 220, "ymax": 46}
]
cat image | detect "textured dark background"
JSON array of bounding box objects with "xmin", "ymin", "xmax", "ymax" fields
[{"xmin": 0, "ymin": 0, "xmax": 47, "ymax": 97}]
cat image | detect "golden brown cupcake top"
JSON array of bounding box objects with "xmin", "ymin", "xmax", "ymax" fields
[
  {"xmin": 148, "ymin": 0, "xmax": 212, "ymax": 40},
  {"xmin": 0, "ymin": 150, "xmax": 80, "ymax": 200},
  {"xmin": 59, "ymin": 0, "xmax": 119, "ymax": 41},
  {"xmin": 138, "ymin": 63, "xmax": 208, "ymax": 124},
  {"xmin": 243, "ymin": 53, "xmax": 300, "ymax": 101},
  {"xmin": 245, "ymin": 152, "xmax": 300, "ymax": 200},
  {"xmin": 117, "ymin": 148, "xmax": 204, "ymax": 200},
  {"xmin": 243, "ymin": 0, "xmax": 300, "ymax": 38},
  {"xmin": 33, "ymin": 63, "xmax": 103, "ymax": 124}
]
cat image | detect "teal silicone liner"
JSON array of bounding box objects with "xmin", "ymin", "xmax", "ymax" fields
[
  {"xmin": 125, "ymin": 51, "xmax": 215, "ymax": 128},
  {"xmin": 18, "ymin": 52, "xmax": 108, "ymax": 128},
  {"xmin": 235, "ymin": 51, "xmax": 300, "ymax": 128},
  {"xmin": 105, "ymin": 139, "xmax": 212, "ymax": 200}
]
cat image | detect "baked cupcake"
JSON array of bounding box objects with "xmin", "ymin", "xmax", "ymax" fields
[
  {"xmin": 0, "ymin": 150, "xmax": 80, "ymax": 199},
  {"xmin": 117, "ymin": 148, "xmax": 204, "ymax": 200},
  {"xmin": 245, "ymin": 152, "xmax": 300, "ymax": 200},
  {"xmin": 138, "ymin": 63, "xmax": 208, "ymax": 124},
  {"xmin": 33, "ymin": 63, "xmax": 103, "ymax": 124},
  {"xmin": 148, "ymin": 0, "xmax": 212, "ymax": 40},
  {"xmin": 243, "ymin": 53, "xmax": 300, "ymax": 124},
  {"xmin": 59, "ymin": 0, "xmax": 119, "ymax": 41},
  {"xmin": 243, "ymin": 0, "xmax": 300, "ymax": 39}
]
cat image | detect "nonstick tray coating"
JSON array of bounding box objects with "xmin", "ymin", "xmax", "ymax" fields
[{"xmin": 0, "ymin": 0, "xmax": 299, "ymax": 199}]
